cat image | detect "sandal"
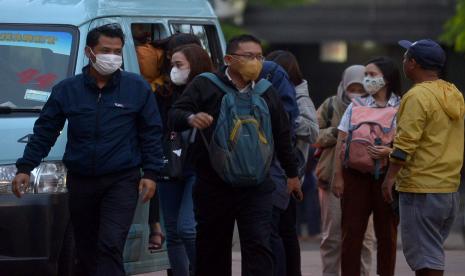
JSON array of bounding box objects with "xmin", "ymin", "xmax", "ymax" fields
[{"xmin": 148, "ymin": 231, "xmax": 165, "ymax": 251}]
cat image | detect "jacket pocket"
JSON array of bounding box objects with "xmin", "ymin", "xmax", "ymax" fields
[
  {"xmin": 100, "ymin": 103, "xmax": 136, "ymax": 132},
  {"xmin": 67, "ymin": 104, "xmax": 95, "ymax": 139}
]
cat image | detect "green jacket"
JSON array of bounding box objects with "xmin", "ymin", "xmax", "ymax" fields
[{"xmin": 315, "ymin": 95, "xmax": 347, "ymax": 185}]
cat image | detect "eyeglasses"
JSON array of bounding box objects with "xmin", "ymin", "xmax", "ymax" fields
[{"xmin": 230, "ymin": 53, "xmax": 265, "ymax": 62}]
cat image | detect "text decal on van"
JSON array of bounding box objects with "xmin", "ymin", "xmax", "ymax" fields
[{"xmin": 0, "ymin": 30, "xmax": 72, "ymax": 55}]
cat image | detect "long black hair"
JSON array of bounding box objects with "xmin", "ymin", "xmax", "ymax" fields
[
  {"xmin": 152, "ymin": 33, "xmax": 201, "ymax": 76},
  {"xmin": 365, "ymin": 56, "xmax": 401, "ymax": 97},
  {"xmin": 266, "ymin": 50, "xmax": 304, "ymax": 86}
]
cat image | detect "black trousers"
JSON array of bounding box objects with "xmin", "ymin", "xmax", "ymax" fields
[
  {"xmin": 270, "ymin": 198, "xmax": 302, "ymax": 276},
  {"xmin": 67, "ymin": 168, "xmax": 140, "ymax": 276},
  {"xmin": 193, "ymin": 178, "xmax": 274, "ymax": 276}
]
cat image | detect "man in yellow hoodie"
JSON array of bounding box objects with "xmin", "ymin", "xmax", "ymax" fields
[{"xmin": 382, "ymin": 39, "xmax": 465, "ymax": 276}]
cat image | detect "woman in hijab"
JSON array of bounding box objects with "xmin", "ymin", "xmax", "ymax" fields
[{"xmin": 314, "ymin": 65, "xmax": 376, "ymax": 276}]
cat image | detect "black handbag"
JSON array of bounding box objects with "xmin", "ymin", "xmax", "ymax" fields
[{"xmin": 159, "ymin": 129, "xmax": 193, "ymax": 180}]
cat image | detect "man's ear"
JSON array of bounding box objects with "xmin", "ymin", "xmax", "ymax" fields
[
  {"xmin": 223, "ymin": 55, "xmax": 233, "ymax": 65},
  {"xmin": 408, "ymin": 58, "xmax": 418, "ymax": 70},
  {"xmin": 84, "ymin": 46, "xmax": 93, "ymax": 61}
]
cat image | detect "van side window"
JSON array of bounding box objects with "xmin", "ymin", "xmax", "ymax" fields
[
  {"xmin": 131, "ymin": 23, "xmax": 167, "ymax": 91},
  {"xmin": 169, "ymin": 23, "xmax": 223, "ymax": 67},
  {"xmin": 131, "ymin": 23, "xmax": 166, "ymax": 44}
]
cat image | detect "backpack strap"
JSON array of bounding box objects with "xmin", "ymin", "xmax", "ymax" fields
[
  {"xmin": 343, "ymin": 103, "xmax": 356, "ymax": 167},
  {"xmin": 198, "ymin": 72, "xmax": 237, "ymax": 95},
  {"xmin": 252, "ymin": 79, "xmax": 272, "ymax": 95},
  {"xmin": 199, "ymin": 72, "xmax": 272, "ymax": 96},
  {"xmin": 326, "ymin": 97, "xmax": 334, "ymax": 128},
  {"xmin": 352, "ymin": 96, "xmax": 365, "ymax": 107}
]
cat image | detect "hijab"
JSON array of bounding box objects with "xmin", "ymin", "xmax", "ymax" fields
[{"xmin": 336, "ymin": 65, "xmax": 365, "ymax": 107}]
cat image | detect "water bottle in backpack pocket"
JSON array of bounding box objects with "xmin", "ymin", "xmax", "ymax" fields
[
  {"xmin": 198, "ymin": 72, "xmax": 274, "ymax": 187},
  {"xmin": 340, "ymin": 98, "xmax": 398, "ymax": 175}
]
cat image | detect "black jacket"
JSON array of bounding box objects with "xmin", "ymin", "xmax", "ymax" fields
[
  {"xmin": 168, "ymin": 69, "xmax": 298, "ymax": 191},
  {"xmin": 16, "ymin": 66, "xmax": 164, "ymax": 181}
]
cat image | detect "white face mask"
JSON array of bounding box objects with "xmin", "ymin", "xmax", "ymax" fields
[
  {"xmin": 170, "ymin": 67, "xmax": 190, "ymax": 86},
  {"xmin": 89, "ymin": 48, "xmax": 122, "ymax": 76},
  {"xmin": 363, "ymin": 76, "xmax": 386, "ymax": 95}
]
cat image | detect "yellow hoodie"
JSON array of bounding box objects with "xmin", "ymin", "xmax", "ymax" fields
[{"xmin": 392, "ymin": 79, "xmax": 465, "ymax": 193}]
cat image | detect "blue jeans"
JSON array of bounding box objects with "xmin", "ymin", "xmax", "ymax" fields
[
  {"xmin": 297, "ymin": 170, "xmax": 320, "ymax": 236},
  {"xmin": 159, "ymin": 175, "xmax": 196, "ymax": 276}
]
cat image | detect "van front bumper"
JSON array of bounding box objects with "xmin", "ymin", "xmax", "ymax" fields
[{"xmin": 0, "ymin": 193, "xmax": 69, "ymax": 275}]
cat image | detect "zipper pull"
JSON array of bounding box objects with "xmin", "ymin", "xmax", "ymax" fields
[{"xmin": 97, "ymin": 92, "xmax": 102, "ymax": 102}]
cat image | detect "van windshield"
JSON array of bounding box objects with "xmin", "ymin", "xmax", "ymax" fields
[{"xmin": 0, "ymin": 25, "xmax": 77, "ymax": 110}]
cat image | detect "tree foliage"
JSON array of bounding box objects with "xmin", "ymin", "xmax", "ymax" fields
[
  {"xmin": 221, "ymin": 22, "xmax": 249, "ymax": 42},
  {"xmin": 441, "ymin": 0, "xmax": 465, "ymax": 52}
]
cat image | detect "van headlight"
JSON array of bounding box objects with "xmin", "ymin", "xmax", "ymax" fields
[{"xmin": 0, "ymin": 162, "xmax": 67, "ymax": 194}]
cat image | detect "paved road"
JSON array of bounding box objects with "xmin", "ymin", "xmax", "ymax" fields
[
  {"xmin": 138, "ymin": 207, "xmax": 465, "ymax": 275},
  {"xmin": 138, "ymin": 249, "xmax": 465, "ymax": 276},
  {"xmin": 138, "ymin": 235, "xmax": 465, "ymax": 276}
]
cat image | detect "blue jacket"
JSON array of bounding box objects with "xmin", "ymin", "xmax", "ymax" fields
[
  {"xmin": 260, "ymin": 61, "xmax": 299, "ymax": 210},
  {"xmin": 260, "ymin": 61, "xmax": 299, "ymax": 125},
  {"xmin": 16, "ymin": 66, "xmax": 164, "ymax": 181}
]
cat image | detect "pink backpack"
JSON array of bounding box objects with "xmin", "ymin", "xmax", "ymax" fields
[{"xmin": 340, "ymin": 97, "xmax": 398, "ymax": 178}]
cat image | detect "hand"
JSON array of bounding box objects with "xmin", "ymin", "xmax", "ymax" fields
[
  {"xmin": 332, "ymin": 173, "xmax": 344, "ymax": 198},
  {"xmin": 367, "ymin": 145, "xmax": 392, "ymax": 160},
  {"xmin": 188, "ymin": 112, "xmax": 213, "ymax": 129},
  {"xmin": 382, "ymin": 177, "xmax": 395, "ymax": 203},
  {"xmin": 139, "ymin": 178, "xmax": 156, "ymax": 203},
  {"xmin": 12, "ymin": 173, "xmax": 30, "ymax": 198},
  {"xmin": 287, "ymin": 177, "xmax": 303, "ymax": 201}
]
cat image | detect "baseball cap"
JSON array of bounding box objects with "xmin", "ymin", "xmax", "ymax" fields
[{"xmin": 398, "ymin": 39, "xmax": 446, "ymax": 70}]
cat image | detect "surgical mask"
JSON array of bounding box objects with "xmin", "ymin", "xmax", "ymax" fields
[
  {"xmin": 346, "ymin": 92, "xmax": 359, "ymax": 100},
  {"xmin": 88, "ymin": 48, "xmax": 122, "ymax": 75},
  {"xmin": 363, "ymin": 76, "xmax": 386, "ymax": 95},
  {"xmin": 230, "ymin": 58, "xmax": 263, "ymax": 82},
  {"xmin": 170, "ymin": 67, "xmax": 190, "ymax": 86}
]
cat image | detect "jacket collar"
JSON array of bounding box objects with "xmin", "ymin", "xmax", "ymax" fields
[
  {"xmin": 82, "ymin": 65, "xmax": 121, "ymax": 90},
  {"xmin": 216, "ymin": 66, "xmax": 237, "ymax": 89},
  {"xmin": 364, "ymin": 93, "xmax": 400, "ymax": 107},
  {"xmin": 219, "ymin": 66, "xmax": 255, "ymax": 92}
]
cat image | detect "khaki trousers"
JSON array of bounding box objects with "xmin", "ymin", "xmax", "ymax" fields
[{"xmin": 319, "ymin": 183, "xmax": 376, "ymax": 276}]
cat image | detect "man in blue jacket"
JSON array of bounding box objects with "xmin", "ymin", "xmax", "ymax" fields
[
  {"xmin": 260, "ymin": 61, "xmax": 303, "ymax": 276},
  {"xmin": 12, "ymin": 24, "xmax": 164, "ymax": 276}
]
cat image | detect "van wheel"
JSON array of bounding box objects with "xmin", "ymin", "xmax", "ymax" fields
[{"xmin": 58, "ymin": 224, "xmax": 77, "ymax": 276}]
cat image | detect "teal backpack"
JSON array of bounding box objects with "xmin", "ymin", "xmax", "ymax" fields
[{"xmin": 199, "ymin": 72, "xmax": 274, "ymax": 187}]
